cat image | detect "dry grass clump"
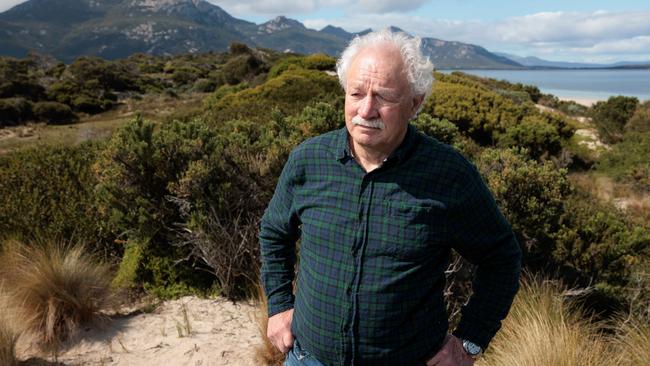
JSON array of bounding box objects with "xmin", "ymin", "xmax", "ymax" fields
[
  {"xmin": 613, "ymin": 318, "xmax": 650, "ymax": 365},
  {"xmin": 0, "ymin": 285, "xmax": 20, "ymax": 366},
  {"xmin": 0, "ymin": 240, "xmax": 113, "ymax": 353},
  {"xmin": 478, "ymin": 278, "xmax": 612, "ymax": 366},
  {"xmin": 253, "ymin": 284, "xmax": 285, "ymax": 366}
]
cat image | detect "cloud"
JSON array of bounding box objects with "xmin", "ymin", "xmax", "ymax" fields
[
  {"xmin": 303, "ymin": 10, "xmax": 650, "ymax": 61},
  {"xmin": 211, "ymin": 0, "xmax": 426, "ymax": 16},
  {"xmin": 352, "ymin": 0, "xmax": 428, "ymax": 13},
  {"xmin": 0, "ymin": 0, "xmax": 28, "ymax": 12},
  {"xmin": 212, "ymin": 0, "xmax": 328, "ymax": 16}
]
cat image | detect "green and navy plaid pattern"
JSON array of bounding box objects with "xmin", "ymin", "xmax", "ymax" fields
[{"xmin": 260, "ymin": 125, "xmax": 522, "ymax": 366}]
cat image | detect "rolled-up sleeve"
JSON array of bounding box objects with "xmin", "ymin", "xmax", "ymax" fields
[{"xmin": 259, "ymin": 151, "xmax": 302, "ymax": 317}]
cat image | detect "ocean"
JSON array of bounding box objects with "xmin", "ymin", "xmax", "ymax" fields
[{"xmin": 442, "ymin": 69, "xmax": 650, "ymax": 102}]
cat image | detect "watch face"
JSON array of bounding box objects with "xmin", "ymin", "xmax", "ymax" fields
[{"xmin": 462, "ymin": 340, "xmax": 482, "ymax": 356}]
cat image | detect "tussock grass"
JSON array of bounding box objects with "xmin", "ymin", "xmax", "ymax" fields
[
  {"xmin": 478, "ymin": 279, "xmax": 613, "ymax": 366},
  {"xmin": 253, "ymin": 284, "xmax": 285, "ymax": 366},
  {"xmin": 0, "ymin": 285, "xmax": 19, "ymax": 366},
  {"xmin": 613, "ymin": 318, "xmax": 650, "ymax": 365},
  {"xmin": 0, "ymin": 240, "xmax": 113, "ymax": 353}
]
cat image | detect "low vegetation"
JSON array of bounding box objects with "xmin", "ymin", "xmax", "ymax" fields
[
  {"xmin": 0, "ymin": 285, "xmax": 19, "ymax": 366},
  {"xmin": 479, "ymin": 277, "xmax": 650, "ymax": 366},
  {"xmin": 0, "ymin": 240, "xmax": 113, "ymax": 353},
  {"xmin": 0, "ymin": 49, "xmax": 649, "ymax": 362}
]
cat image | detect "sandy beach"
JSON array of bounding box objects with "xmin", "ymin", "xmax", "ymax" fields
[
  {"xmin": 558, "ymin": 96, "xmax": 604, "ymax": 107},
  {"xmin": 16, "ymin": 296, "xmax": 264, "ymax": 366}
]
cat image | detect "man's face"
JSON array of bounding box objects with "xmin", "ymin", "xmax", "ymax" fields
[{"xmin": 344, "ymin": 44, "xmax": 422, "ymax": 153}]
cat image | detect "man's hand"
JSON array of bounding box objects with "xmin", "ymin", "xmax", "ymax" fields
[
  {"xmin": 426, "ymin": 334, "xmax": 475, "ymax": 366},
  {"xmin": 267, "ymin": 308, "xmax": 295, "ymax": 353}
]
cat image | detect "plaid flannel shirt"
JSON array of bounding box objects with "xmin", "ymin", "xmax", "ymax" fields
[{"xmin": 260, "ymin": 125, "xmax": 522, "ymax": 365}]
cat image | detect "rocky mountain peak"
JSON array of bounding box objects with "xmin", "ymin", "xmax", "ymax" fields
[{"xmin": 257, "ymin": 15, "xmax": 305, "ymax": 34}]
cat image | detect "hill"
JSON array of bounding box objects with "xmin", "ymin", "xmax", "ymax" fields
[{"xmin": 0, "ymin": 0, "xmax": 521, "ymax": 69}]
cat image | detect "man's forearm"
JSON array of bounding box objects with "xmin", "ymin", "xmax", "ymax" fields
[{"xmin": 452, "ymin": 232, "xmax": 522, "ymax": 349}]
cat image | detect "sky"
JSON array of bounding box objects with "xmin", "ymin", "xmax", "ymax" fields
[{"xmin": 0, "ymin": 0, "xmax": 649, "ymax": 63}]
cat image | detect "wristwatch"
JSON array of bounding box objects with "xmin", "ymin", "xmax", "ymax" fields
[{"xmin": 460, "ymin": 339, "xmax": 483, "ymax": 359}]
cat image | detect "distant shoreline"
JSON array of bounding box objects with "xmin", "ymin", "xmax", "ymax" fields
[
  {"xmin": 443, "ymin": 69, "xmax": 650, "ymax": 103},
  {"xmin": 557, "ymin": 97, "xmax": 603, "ymax": 107}
]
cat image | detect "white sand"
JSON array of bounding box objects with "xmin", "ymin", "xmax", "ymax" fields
[
  {"xmin": 558, "ymin": 96, "xmax": 604, "ymax": 107},
  {"xmin": 16, "ymin": 296, "xmax": 264, "ymax": 366}
]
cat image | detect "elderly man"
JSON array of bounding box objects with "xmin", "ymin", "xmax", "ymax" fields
[{"xmin": 260, "ymin": 29, "xmax": 521, "ymax": 366}]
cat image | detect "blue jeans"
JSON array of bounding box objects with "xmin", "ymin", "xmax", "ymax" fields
[{"xmin": 283, "ymin": 339, "xmax": 325, "ymax": 366}]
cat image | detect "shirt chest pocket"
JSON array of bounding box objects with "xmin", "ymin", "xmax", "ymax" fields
[{"xmin": 377, "ymin": 198, "xmax": 448, "ymax": 260}]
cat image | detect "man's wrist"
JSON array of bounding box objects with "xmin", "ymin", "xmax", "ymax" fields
[{"xmin": 459, "ymin": 338, "xmax": 483, "ymax": 359}]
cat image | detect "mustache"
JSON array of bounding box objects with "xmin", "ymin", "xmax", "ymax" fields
[{"xmin": 352, "ymin": 116, "xmax": 385, "ymax": 130}]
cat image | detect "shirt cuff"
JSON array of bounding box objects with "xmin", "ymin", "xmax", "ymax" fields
[
  {"xmin": 267, "ymin": 295, "xmax": 295, "ymax": 318},
  {"xmin": 452, "ymin": 317, "xmax": 495, "ymax": 350}
]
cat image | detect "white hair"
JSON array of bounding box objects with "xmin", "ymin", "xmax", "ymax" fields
[{"xmin": 336, "ymin": 29, "xmax": 435, "ymax": 110}]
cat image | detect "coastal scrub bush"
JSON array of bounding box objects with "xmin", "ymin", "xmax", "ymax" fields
[
  {"xmin": 475, "ymin": 148, "xmax": 571, "ymax": 266},
  {"xmin": 32, "ymin": 101, "xmax": 76, "ymax": 124},
  {"xmin": 425, "ymin": 75, "xmax": 574, "ymax": 159},
  {"xmin": 267, "ymin": 54, "xmax": 336, "ymax": 79},
  {"xmin": 553, "ymin": 194, "xmax": 650, "ymax": 313},
  {"xmin": 0, "ymin": 240, "xmax": 112, "ymax": 353},
  {"xmin": 424, "ymin": 80, "xmax": 529, "ymax": 143},
  {"xmin": 205, "ymin": 68, "xmax": 342, "ymax": 123},
  {"xmin": 625, "ymin": 100, "xmax": 650, "ymax": 133},
  {"xmin": 95, "ymin": 116, "xmax": 246, "ymax": 295},
  {"xmin": 0, "ymin": 143, "xmax": 115, "ymax": 257},
  {"xmin": 216, "ymin": 53, "xmax": 267, "ymax": 86},
  {"xmin": 411, "ymin": 113, "xmax": 460, "ymax": 146},
  {"xmin": 590, "ymin": 96, "xmax": 639, "ymax": 144},
  {"xmin": 0, "ymin": 56, "xmax": 45, "ymax": 100},
  {"xmin": 0, "ymin": 97, "xmax": 33, "ymax": 126},
  {"xmin": 596, "ymin": 132, "xmax": 650, "ymax": 188},
  {"xmin": 495, "ymin": 114, "xmax": 563, "ymax": 159}
]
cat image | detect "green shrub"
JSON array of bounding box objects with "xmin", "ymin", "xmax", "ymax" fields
[
  {"xmin": 554, "ymin": 195, "xmax": 650, "ymax": 314},
  {"xmin": 203, "ymin": 82, "xmax": 249, "ymax": 110},
  {"xmin": 496, "ymin": 115, "xmax": 563, "ymax": 159},
  {"xmin": 172, "ymin": 65, "xmax": 202, "ymax": 85},
  {"xmin": 475, "ymin": 148, "xmax": 571, "ymax": 266},
  {"xmin": 95, "ymin": 116, "xmax": 242, "ymax": 294},
  {"xmin": 0, "ymin": 57, "xmax": 45, "ymax": 100},
  {"xmin": 72, "ymin": 95, "xmax": 110, "ymax": 114},
  {"xmin": 206, "ymin": 68, "xmax": 342, "ymax": 123},
  {"xmin": 411, "ymin": 113, "xmax": 460, "ymax": 146},
  {"xmin": 229, "ymin": 42, "xmax": 252, "ymax": 55},
  {"xmin": 626, "ymin": 100, "xmax": 650, "ymax": 133},
  {"xmin": 32, "ymin": 101, "xmax": 76, "ymax": 124},
  {"xmin": 424, "ymin": 76, "xmax": 573, "ymax": 159},
  {"xmin": 193, "ymin": 78, "xmax": 217, "ymax": 93},
  {"xmin": 590, "ymin": 96, "xmax": 639, "ymax": 144},
  {"xmin": 217, "ymin": 53, "xmax": 267, "ymax": 86},
  {"xmin": 0, "ymin": 143, "xmax": 116, "ymax": 257},
  {"xmin": 0, "ymin": 97, "xmax": 33, "ymax": 126},
  {"xmin": 424, "ymin": 81, "xmax": 528, "ymax": 143},
  {"xmin": 596, "ymin": 132, "xmax": 650, "ymax": 188},
  {"xmin": 267, "ymin": 54, "xmax": 336, "ymax": 79}
]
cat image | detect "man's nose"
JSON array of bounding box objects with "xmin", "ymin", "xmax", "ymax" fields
[{"xmin": 358, "ymin": 95, "xmax": 379, "ymax": 120}]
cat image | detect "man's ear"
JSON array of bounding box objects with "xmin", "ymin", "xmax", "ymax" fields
[{"xmin": 411, "ymin": 94, "xmax": 425, "ymax": 117}]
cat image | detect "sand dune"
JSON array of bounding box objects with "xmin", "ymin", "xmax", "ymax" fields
[{"xmin": 16, "ymin": 296, "xmax": 262, "ymax": 366}]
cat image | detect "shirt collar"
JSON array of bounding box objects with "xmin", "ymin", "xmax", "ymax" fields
[{"xmin": 334, "ymin": 124, "xmax": 419, "ymax": 164}]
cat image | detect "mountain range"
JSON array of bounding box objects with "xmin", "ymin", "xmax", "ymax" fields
[{"xmin": 1, "ymin": 0, "xmax": 647, "ymax": 69}]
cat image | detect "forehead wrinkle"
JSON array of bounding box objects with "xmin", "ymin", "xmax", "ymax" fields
[{"xmin": 348, "ymin": 70, "xmax": 401, "ymax": 94}]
